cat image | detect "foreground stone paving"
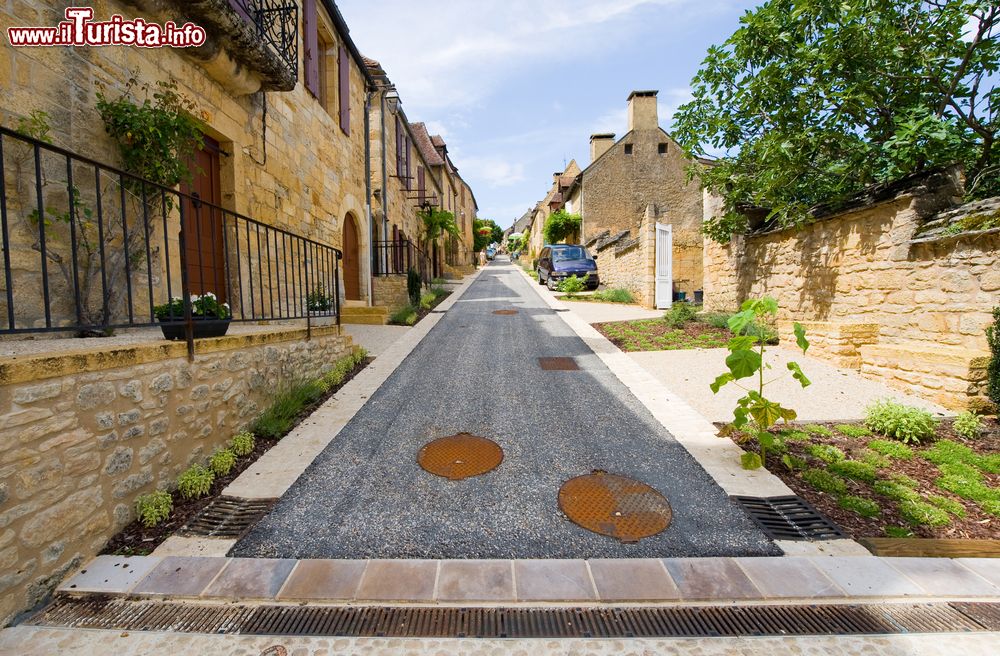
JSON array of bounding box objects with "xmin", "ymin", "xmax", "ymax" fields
[{"xmin": 2, "ymin": 626, "xmax": 998, "ymax": 655}]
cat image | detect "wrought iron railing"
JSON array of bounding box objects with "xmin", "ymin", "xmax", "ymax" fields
[
  {"xmin": 228, "ymin": 0, "xmax": 299, "ymax": 80},
  {"xmin": 372, "ymin": 239, "xmax": 431, "ymax": 286},
  {"xmin": 0, "ymin": 125, "xmax": 340, "ymax": 354}
]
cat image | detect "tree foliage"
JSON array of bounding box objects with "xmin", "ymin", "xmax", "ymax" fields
[
  {"xmin": 543, "ymin": 209, "xmax": 582, "ymax": 244},
  {"xmin": 420, "ymin": 207, "xmax": 460, "ymax": 242},
  {"xmin": 672, "ymin": 1, "xmax": 1000, "ymax": 242},
  {"xmin": 473, "ymin": 218, "xmax": 502, "ymax": 251}
]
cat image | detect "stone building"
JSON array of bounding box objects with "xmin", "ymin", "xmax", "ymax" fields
[{"xmin": 562, "ymin": 90, "xmax": 707, "ymax": 306}]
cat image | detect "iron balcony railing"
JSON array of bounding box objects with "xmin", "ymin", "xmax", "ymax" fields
[
  {"xmin": 0, "ymin": 125, "xmax": 341, "ymax": 354},
  {"xmin": 372, "ymin": 239, "xmax": 432, "ymax": 286},
  {"xmin": 228, "ymin": 0, "xmax": 299, "ymax": 80}
]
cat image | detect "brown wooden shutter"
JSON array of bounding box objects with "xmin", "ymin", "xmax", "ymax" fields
[
  {"xmin": 303, "ymin": 0, "xmax": 319, "ymax": 97},
  {"xmin": 338, "ymin": 45, "xmax": 350, "ymax": 134},
  {"xmin": 417, "ymin": 167, "xmax": 425, "ymax": 204},
  {"xmin": 405, "ymin": 137, "xmax": 411, "ymax": 190},
  {"xmin": 395, "ymin": 115, "xmax": 403, "ymax": 177}
]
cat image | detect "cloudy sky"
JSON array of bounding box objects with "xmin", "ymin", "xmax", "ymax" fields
[{"xmin": 337, "ymin": 0, "xmax": 758, "ymax": 229}]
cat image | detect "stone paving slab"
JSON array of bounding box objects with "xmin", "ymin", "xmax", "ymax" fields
[
  {"xmin": 58, "ymin": 555, "xmax": 1000, "ymax": 603},
  {"xmin": 5, "ymin": 626, "xmax": 1000, "ymax": 655}
]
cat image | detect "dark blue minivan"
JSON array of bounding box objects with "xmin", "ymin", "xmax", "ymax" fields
[{"xmin": 536, "ymin": 244, "xmax": 599, "ymax": 290}]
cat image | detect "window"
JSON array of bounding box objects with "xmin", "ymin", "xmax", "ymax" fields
[
  {"xmin": 404, "ymin": 135, "xmax": 411, "ymax": 190},
  {"xmin": 658, "ymin": 143, "xmax": 668, "ymax": 154},
  {"xmin": 417, "ymin": 167, "xmax": 425, "ymax": 204},
  {"xmin": 316, "ymin": 30, "xmax": 332, "ymax": 108},
  {"xmin": 624, "ymin": 144, "xmax": 633, "ymax": 155},
  {"xmin": 303, "ymin": 0, "xmax": 319, "ymax": 97},
  {"xmin": 395, "ymin": 115, "xmax": 404, "ymax": 178}
]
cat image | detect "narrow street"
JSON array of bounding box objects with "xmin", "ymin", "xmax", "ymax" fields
[{"xmin": 233, "ymin": 260, "xmax": 779, "ymax": 559}]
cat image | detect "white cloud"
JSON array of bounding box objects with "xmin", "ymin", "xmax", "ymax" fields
[
  {"xmin": 459, "ymin": 156, "xmax": 526, "ymax": 188},
  {"xmin": 589, "ymin": 87, "xmax": 693, "ymax": 135}
]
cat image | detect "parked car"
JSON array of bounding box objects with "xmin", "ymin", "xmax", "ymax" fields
[
  {"xmin": 536, "ymin": 244, "xmax": 599, "ymax": 290},
  {"xmin": 485, "ymin": 247, "xmax": 496, "ymax": 260}
]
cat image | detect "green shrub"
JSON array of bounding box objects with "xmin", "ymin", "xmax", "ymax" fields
[
  {"xmin": 407, "ymin": 268, "xmax": 421, "ymax": 307},
  {"xmin": 899, "ymin": 499, "xmax": 950, "ymax": 527},
  {"xmin": 777, "ymin": 428, "xmax": 811, "ymax": 442},
  {"xmin": 867, "ymin": 438, "xmax": 913, "ymax": 460},
  {"xmin": 177, "ymin": 464, "xmax": 214, "ymax": 500},
  {"xmin": 987, "ymin": 306, "xmax": 999, "ymax": 410},
  {"xmin": 927, "ymin": 494, "xmax": 966, "ymax": 517},
  {"xmin": 781, "ymin": 454, "xmax": 808, "ymax": 470},
  {"xmin": 699, "ymin": 312, "xmax": 732, "ymax": 329},
  {"xmin": 873, "ymin": 480, "xmax": 921, "ymax": 503},
  {"xmin": 431, "ymin": 277, "xmax": 447, "ymax": 286},
  {"xmin": 135, "ymin": 490, "xmax": 173, "ymax": 528},
  {"xmin": 664, "ymin": 302, "xmax": 698, "ymax": 327},
  {"xmin": 829, "ymin": 459, "xmax": 878, "ymax": 483},
  {"xmin": 952, "ymin": 411, "xmax": 982, "ymax": 440},
  {"xmin": 890, "ymin": 473, "xmax": 920, "ymax": 488},
  {"xmin": 742, "ymin": 320, "xmax": 778, "ymax": 344},
  {"xmin": 591, "ymin": 288, "xmax": 635, "ymax": 304},
  {"xmin": 389, "ymin": 305, "xmax": 418, "ymax": 326},
  {"xmin": 556, "ymin": 275, "xmax": 587, "ymax": 295},
  {"xmin": 806, "ymin": 443, "xmax": 846, "ymax": 464},
  {"xmin": 208, "ymin": 448, "xmax": 236, "ymax": 477},
  {"xmin": 430, "ymin": 284, "xmax": 447, "ymax": 299},
  {"xmin": 982, "ymin": 499, "xmax": 1000, "ymax": 517},
  {"xmin": 836, "ymin": 424, "xmax": 872, "ymax": 438},
  {"xmin": 803, "ymin": 424, "xmax": 834, "ymax": 437},
  {"xmin": 838, "ymin": 495, "xmax": 881, "ymax": 518},
  {"xmin": 419, "ymin": 292, "xmax": 436, "ymax": 310},
  {"xmin": 251, "ymin": 381, "xmax": 324, "ymax": 440},
  {"xmin": 230, "ymin": 431, "xmax": 255, "ymax": 457},
  {"xmin": 924, "ymin": 440, "xmax": 999, "ymax": 473},
  {"xmin": 801, "ymin": 468, "xmax": 848, "ymax": 495},
  {"xmin": 864, "ymin": 400, "xmax": 938, "ymax": 443}
]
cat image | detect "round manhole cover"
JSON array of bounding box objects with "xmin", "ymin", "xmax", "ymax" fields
[
  {"xmin": 558, "ymin": 471, "xmax": 672, "ymax": 543},
  {"xmin": 418, "ymin": 433, "xmax": 503, "ymax": 480},
  {"xmin": 493, "ymin": 309, "xmax": 518, "ymax": 315}
]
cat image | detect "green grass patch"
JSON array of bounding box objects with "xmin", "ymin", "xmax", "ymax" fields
[
  {"xmin": 873, "ymin": 480, "xmax": 921, "ymax": 503},
  {"xmin": 866, "ymin": 439, "xmax": 913, "ymax": 460},
  {"xmin": 838, "ymin": 495, "xmax": 881, "ymax": 518},
  {"xmin": 835, "ymin": 424, "xmax": 872, "ymax": 438},
  {"xmin": 777, "ymin": 428, "xmax": 811, "ymax": 442},
  {"xmin": 926, "ymin": 494, "xmax": 966, "ymax": 517},
  {"xmin": 806, "ymin": 443, "xmax": 846, "ymax": 464},
  {"xmin": 595, "ymin": 318, "xmax": 730, "ymax": 351},
  {"xmin": 389, "ymin": 305, "xmax": 419, "ymax": 326},
  {"xmin": 829, "ymin": 459, "xmax": 878, "ymax": 483},
  {"xmin": 801, "ymin": 468, "xmax": 848, "ymax": 495},
  {"xmin": 589, "ymin": 288, "xmax": 636, "ymax": 304},
  {"xmin": 803, "ymin": 424, "xmax": 834, "ymax": 437},
  {"xmin": 884, "ymin": 526, "xmax": 914, "ymax": 538},
  {"xmin": 899, "ymin": 499, "xmax": 951, "ymax": 527},
  {"xmin": 860, "ymin": 449, "xmax": 891, "ymax": 469}
]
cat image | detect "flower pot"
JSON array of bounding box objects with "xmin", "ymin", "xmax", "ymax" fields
[{"xmin": 158, "ymin": 316, "xmax": 231, "ymax": 341}]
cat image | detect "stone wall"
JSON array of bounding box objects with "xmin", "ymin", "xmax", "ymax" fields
[
  {"xmin": 372, "ymin": 276, "xmax": 409, "ymax": 310},
  {"xmin": 0, "ymin": 0, "xmax": 371, "ymax": 328},
  {"xmin": 592, "ymin": 213, "xmax": 655, "ymax": 307},
  {"xmin": 0, "ymin": 326, "xmax": 354, "ymax": 624},
  {"xmin": 703, "ymin": 171, "xmax": 999, "ymax": 410}
]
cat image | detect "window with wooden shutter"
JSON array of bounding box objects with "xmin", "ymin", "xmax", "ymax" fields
[
  {"xmin": 417, "ymin": 167, "xmax": 425, "ymax": 204},
  {"xmin": 395, "ymin": 115, "xmax": 403, "ymax": 178},
  {"xmin": 303, "ymin": 0, "xmax": 319, "ymax": 97},
  {"xmin": 338, "ymin": 45, "xmax": 350, "ymax": 134},
  {"xmin": 404, "ymin": 137, "xmax": 411, "ymax": 190}
]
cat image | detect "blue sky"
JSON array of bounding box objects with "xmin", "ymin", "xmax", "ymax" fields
[{"xmin": 337, "ymin": 0, "xmax": 760, "ymax": 229}]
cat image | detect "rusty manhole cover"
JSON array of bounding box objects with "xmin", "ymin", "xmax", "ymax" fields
[
  {"xmin": 558, "ymin": 471, "xmax": 672, "ymax": 543},
  {"xmin": 493, "ymin": 309, "xmax": 519, "ymax": 315},
  {"xmin": 418, "ymin": 433, "xmax": 503, "ymax": 480},
  {"xmin": 538, "ymin": 357, "xmax": 579, "ymax": 370}
]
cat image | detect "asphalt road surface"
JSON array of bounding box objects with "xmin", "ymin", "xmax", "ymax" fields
[{"xmin": 232, "ymin": 261, "xmax": 780, "ymax": 559}]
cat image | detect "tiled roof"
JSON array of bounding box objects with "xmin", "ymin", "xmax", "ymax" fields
[
  {"xmin": 409, "ymin": 123, "xmax": 445, "ymax": 166},
  {"xmin": 431, "ymin": 135, "xmax": 446, "ymax": 148}
]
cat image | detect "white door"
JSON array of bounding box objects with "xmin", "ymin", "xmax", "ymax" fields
[{"xmin": 654, "ymin": 223, "xmax": 673, "ymax": 309}]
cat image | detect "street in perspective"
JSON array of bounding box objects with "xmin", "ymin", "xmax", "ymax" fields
[{"xmin": 1, "ymin": 1, "xmax": 999, "ymax": 654}]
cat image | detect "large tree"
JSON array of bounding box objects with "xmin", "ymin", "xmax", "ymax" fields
[{"xmin": 672, "ymin": 1, "xmax": 999, "ymax": 242}]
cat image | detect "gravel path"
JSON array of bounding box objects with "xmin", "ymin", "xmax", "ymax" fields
[{"xmin": 232, "ymin": 261, "xmax": 779, "ymax": 559}]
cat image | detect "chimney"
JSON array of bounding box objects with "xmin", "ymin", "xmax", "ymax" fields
[
  {"xmin": 627, "ymin": 90, "xmax": 659, "ymax": 131},
  {"xmin": 590, "ymin": 133, "xmax": 616, "ymax": 162}
]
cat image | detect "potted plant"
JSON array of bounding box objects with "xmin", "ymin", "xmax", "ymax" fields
[
  {"xmin": 154, "ymin": 292, "xmax": 231, "ymax": 340},
  {"xmin": 307, "ymin": 286, "xmax": 333, "ymax": 314}
]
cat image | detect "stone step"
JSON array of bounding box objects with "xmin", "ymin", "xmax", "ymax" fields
[{"xmin": 340, "ymin": 306, "xmax": 389, "ymax": 325}]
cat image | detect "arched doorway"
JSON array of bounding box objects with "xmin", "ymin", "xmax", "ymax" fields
[{"xmin": 342, "ymin": 214, "xmax": 361, "ymax": 301}]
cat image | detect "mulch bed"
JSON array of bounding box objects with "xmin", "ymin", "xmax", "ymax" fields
[
  {"xmin": 101, "ymin": 356, "xmax": 373, "ymax": 556},
  {"xmin": 594, "ymin": 318, "xmax": 732, "ymax": 351},
  {"xmin": 724, "ymin": 417, "xmax": 1000, "ymax": 540}
]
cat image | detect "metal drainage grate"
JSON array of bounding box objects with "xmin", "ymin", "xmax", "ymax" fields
[
  {"xmin": 32, "ymin": 598, "xmax": 997, "ymax": 638},
  {"xmin": 559, "ymin": 470, "xmax": 672, "ymax": 543},
  {"xmin": 952, "ymin": 602, "xmax": 1000, "ymax": 630},
  {"xmin": 733, "ymin": 495, "xmax": 846, "ymax": 541},
  {"xmin": 417, "ymin": 433, "xmax": 503, "ymax": 480},
  {"xmin": 492, "ymin": 309, "xmax": 519, "ymax": 315},
  {"xmin": 538, "ymin": 357, "xmax": 579, "ymax": 371},
  {"xmin": 179, "ymin": 497, "xmax": 277, "ymax": 539}
]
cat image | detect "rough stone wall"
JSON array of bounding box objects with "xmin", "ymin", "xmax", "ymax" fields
[
  {"xmin": 0, "ymin": 1, "xmax": 370, "ymax": 327},
  {"xmin": 703, "ymin": 179, "xmax": 999, "ymax": 409},
  {"xmin": 578, "ymin": 130, "xmax": 704, "ymax": 296},
  {"xmin": 592, "ymin": 215, "xmax": 655, "ymax": 307},
  {"xmin": 372, "ymin": 276, "xmax": 409, "ymax": 310},
  {"xmin": 0, "ymin": 327, "xmax": 353, "ymax": 624}
]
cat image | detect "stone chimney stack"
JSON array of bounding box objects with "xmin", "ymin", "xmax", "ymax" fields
[
  {"xmin": 627, "ymin": 90, "xmax": 659, "ymax": 131},
  {"xmin": 590, "ymin": 134, "xmax": 616, "ymax": 163}
]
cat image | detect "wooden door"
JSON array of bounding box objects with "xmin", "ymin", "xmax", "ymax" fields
[
  {"xmin": 343, "ymin": 215, "xmax": 361, "ymax": 300},
  {"xmin": 181, "ymin": 137, "xmax": 226, "ymax": 302}
]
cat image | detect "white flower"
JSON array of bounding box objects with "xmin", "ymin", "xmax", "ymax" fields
[
  {"xmin": 205, "ymin": 292, "xmax": 216, "ymax": 299},
  {"xmin": 222, "ymin": 303, "xmax": 230, "ymax": 309},
  {"xmin": 191, "ymin": 294, "xmax": 201, "ymax": 302}
]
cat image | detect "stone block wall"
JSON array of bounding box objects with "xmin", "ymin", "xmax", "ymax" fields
[
  {"xmin": 593, "ymin": 217, "xmax": 655, "ymax": 307},
  {"xmin": 704, "ymin": 171, "xmax": 998, "ymax": 409},
  {"xmin": 0, "ymin": 327, "xmax": 353, "ymax": 624},
  {"xmin": 778, "ymin": 320, "xmax": 880, "ymax": 370},
  {"xmin": 372, "ymin": 276, "xmax": 410, "ymax": 310}
]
